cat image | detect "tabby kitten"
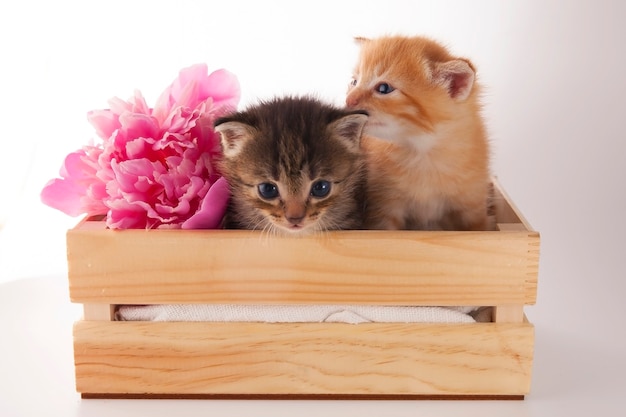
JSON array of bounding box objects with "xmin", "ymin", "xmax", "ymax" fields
[
  {"xmin": 346, "ymin": 35, "xmax": 494, "ymax": 231},
  {"xmin": 214, "ymin": 96, "xmax": 368, "ymax": 236}
]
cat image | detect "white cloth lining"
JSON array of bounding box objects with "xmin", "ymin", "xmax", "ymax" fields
[{"xmin": 116, "ymin": 304, "xmax": 478, "ymax": 324}]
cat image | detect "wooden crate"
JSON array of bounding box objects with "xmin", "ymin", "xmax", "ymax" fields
[{"xmin": 67, "ymin": 177, "xmax": 539, "ymax": 399}]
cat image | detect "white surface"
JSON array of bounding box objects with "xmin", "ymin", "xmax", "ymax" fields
[
  {"xmin": 1, "ymin": 275, "xmax": 625, "ymax": 416},
  {"xmin": 1, "ymin": 0, "xmax": 626, "ymax": 415}
]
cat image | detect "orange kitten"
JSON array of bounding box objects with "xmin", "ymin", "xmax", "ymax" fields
[{"xmin": 346, "ymin": 35, "xmax": 494, "ymax": 231}]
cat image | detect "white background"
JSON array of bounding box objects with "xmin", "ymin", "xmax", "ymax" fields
[{"xmin": 1, "ymin": 0, "xmax": 625, "ymax": 416}]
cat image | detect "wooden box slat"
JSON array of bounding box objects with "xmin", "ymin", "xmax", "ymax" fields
[
  {"xmin": 68, "ymin": 228, "xmax": 538, "ymax": 306},
  {"xmin": 67, "ymin": 179, "xmax": 539, "ymax": 306},
  {"xmin": 74, "ymin": 320, "xmax": 534, "ymax": 397}
]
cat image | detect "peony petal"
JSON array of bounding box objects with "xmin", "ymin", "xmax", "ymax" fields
[
  {"xmin": 110, "ymin": 160, "xmax": 152, "ymax": 203},
  {"xmin": 86, "ymin": 181, "xmax": 109, "ymax": 203},
  {"xmin": 189, "ymin": 118, "xmax": 222, "ymax": 157},
  {"xmin": 202, "ymin": 68, "xmax": 241, "ymax": 110},
  {"xmin": 161, "ymin": 106, "xmax": 199, "ymax": 133},
  {"xmin": 129, "ymin": 90, "xmax": 151, "ymax": 114},
  {"xmin": 125, "ymin": 137, "xmax": 150, "ymax": 159},
  {"xmin": 41, "ymin": 178, "xmax": 96, "ymax": 217},
  {"xmin": 174, "ymin": 79, "xmax": 201, "ymax": 111},
  {"xmin": 87, "ymin": 109, "xmax": 121, "ymax": 140},
  {"xmin": 153, "ymin": 63, "xmax": 208, "ymax": 122},
  {"xmin": 60, "ymin": 149, "xmax": 93, "ymax": 179},
  {"xmin": 107, "ymin": 96, "xmax": 133, "ymax": 115},
  {"xmin": 41, "ymin": 147, "xmax": 109, "ymax": 217},
  {"xmin": 182, "ymin": 176, "xmax": 230, "ymax": 229},
  {"xmin": 172, "ymin": 64, "xmax": 208, "ymax": 105},
  {"xmin": 119, "ymin": 112, "xmax": 159, "ymax": 141},
  {"xmin": 106, "ymin": 203, "xmax": 148, "ymax": 229}
]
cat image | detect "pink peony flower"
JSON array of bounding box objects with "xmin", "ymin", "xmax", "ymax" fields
[{"xmin": 41, "ymin": 64, "xmax": 240, "ymax": 229}]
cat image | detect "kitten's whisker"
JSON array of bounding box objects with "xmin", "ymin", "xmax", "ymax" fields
[
  {"xmin": 258, "ymin": 221, "xmax": 274, "ymax": 245},
  {"xmin": 266, "ymin": 223, "xmax": 276, "ymax": 242},
  {"xmin": 312, "ymin": 226, "xmax": 330, "ymax": 242}
]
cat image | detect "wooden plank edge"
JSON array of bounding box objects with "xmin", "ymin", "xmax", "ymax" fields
[
  {"xmin": 83, "ymin": 304, "xmax": 115, "ymax": 321},
  {"xmin": 81, "ymin": 393, "xmax": 525, "ymax": 401},
  {"xmin": 491, "ymin": 177, "xmax": 535, "ymax": 231}
]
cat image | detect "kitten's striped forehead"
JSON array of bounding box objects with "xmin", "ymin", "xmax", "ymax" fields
[
  {"xmin": 276, "ymin": 134, "xmax": 308, "ymax": 175},
  {"xmin": 278, "ymin": 159, "xmax": 306, "ymax": 195},
  {"xmin": 279, "ymin": 168, "xmax": 313, "ymax": 199}
]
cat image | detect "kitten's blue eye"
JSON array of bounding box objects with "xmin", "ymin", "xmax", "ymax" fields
[
  {"xmin": 258, "ymin": 183, "xmax": 279, "ymax": 199},
  {"xmin": 375, "ymin": 83, "xmax": 395, "ymax": 94},
  {"xmin": 310, "ymin": 180, "xmax": 331, "ymax": 198}
]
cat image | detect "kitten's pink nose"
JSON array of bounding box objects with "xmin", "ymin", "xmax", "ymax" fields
[
  {"xmin": 286, "ymin": 215, "xmax": 305, "ymax": 225},
  {"xmin": 346, "ymin": 91, "xmax": 361, "ymax": 107},
  {"xmin": 284, "ymin": 202, "xmax": 306, "ymax": 225}
]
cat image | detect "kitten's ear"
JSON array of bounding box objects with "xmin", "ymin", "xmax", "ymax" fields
[
  {"xmin": 328, "ymin": 112, "xmax": 369, "ymax": 153},
  {"xmin": 433, "ymin": 59, "xmax": 475, "ymax": 101},
  {"xmin": 214, "ymin": 121, "xmax": 255, "ymax": 158}
]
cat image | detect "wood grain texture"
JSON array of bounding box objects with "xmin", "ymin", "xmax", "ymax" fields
[
  {"xmin": 66, "ymin": 177, "xmax": 539, "ymax": 306},
  {"xmin": 74, "ymin": 320, "xmax": 534, "ymax": 396},
  {"xmin": 67, "ymin": 228, "xmax": 539, "ymax": 305}
]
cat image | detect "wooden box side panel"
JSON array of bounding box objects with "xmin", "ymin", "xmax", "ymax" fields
[
  {"xmin": 73, "ymin": 321, "xmax": 534, "ymax": 397},
  {"xmin": 67, "ymin": 178, "xmax": 539, "ymax": 306},
  {"xmin": 491, "ymin": 177, "xmax": 535, "ymax": 230},
  {"xmin": 68, "ymin": 229, "xmax": 538, "ymax": 306},
  {"xmin": 67, "ymin": 229, "xmax": 539, "ymax": 306}
]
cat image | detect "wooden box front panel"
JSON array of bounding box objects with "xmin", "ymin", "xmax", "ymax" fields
[{"xmin": 74, "ymin": 320, "xmax": 534, "ymax": 397}]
